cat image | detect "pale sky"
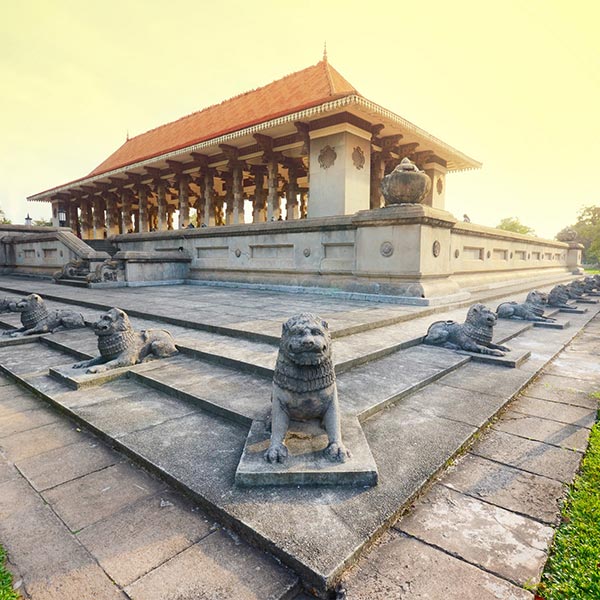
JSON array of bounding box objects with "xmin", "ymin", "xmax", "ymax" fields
[{"xmin": 1, "ymin": 0, "xmax": 598, "ymax": 238}]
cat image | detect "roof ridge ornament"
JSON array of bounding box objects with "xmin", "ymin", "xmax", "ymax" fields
[{"xmin": 323, "ymin": 41, "xmax": 328, "ymax": 63}]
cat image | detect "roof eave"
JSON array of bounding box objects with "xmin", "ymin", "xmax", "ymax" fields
[{"xmin": 28, "ymin": 94, "xmax": 481, "ymax": 202}]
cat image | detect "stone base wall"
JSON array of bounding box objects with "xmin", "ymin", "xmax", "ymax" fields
[{"xmin": 110, "ymin": 206, "xmax": 578, "ymax": 301}]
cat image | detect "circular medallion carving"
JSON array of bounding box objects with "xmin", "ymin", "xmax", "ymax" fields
[
  {"xmin": 318, "ymin": 145, "xmax": 337, "ymax": 170},
  {"xmin": 486, "ymin": 250, "xmax": 491, "ymax": 259},
  {"xmin": 436, "ymin": 177, "xmax": 444, "ymax": 195},
  {"xmin": 352, "ymin": 146, "xmax": 365, "ymax": 170},
  {"xmin": 454, "ymin": 249, "xmax": 460, "ymax": 258},
  {"xmin": 380, "ymin": 241, "xmax": 394, "ymax": 257},
  {"xmin": 234, "ymin": 248, "xmax": 241, "ymax": 258},
  {"xmin": 303, "ymin": 248, "xmax": 311, "ymax": 257},
  {"xmin": 432, "ymin": 240, "xmax": 441, "ymax": 257}
]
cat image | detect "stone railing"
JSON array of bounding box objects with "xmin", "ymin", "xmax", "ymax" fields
[
  {"xmin": 111, "ymin": 205, "xmax": 579, "ymax": 303},
  {"xmin": 0, "ymin": 227, "xmax": 109, "ymax": 278}
]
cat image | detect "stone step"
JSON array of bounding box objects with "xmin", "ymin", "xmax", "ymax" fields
[
  {"xmin": 0, "ymin": 299, "xmax": 596, "ymax": 595},
  {"xmin": 55, "ymin": 277, "xmax": 89, "ymax": 288}
]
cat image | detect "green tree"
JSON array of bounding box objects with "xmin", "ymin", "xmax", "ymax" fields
[
  {"xmin": 556, "ymin": 205, "xmax": 600, "ymax": 263},
  {"xmin": 496, "ymin": 217, "xmax": 535, "ymax": 235},
  {"xmin": 33, "ymin": 218, "xmax": 52, "ymax": 227},
  {"xmin": 0, "ymin": 208, "xmax": 11, "ymax": 224}
]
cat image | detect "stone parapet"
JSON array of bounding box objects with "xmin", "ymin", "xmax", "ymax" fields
[{"xmin": 109, "ymin": 207, "xmax": 572, "ymax": 302}]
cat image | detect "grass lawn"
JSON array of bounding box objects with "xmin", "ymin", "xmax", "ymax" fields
[
  {"xmin": 536, "ymin": 418, "xmax": 600, "ymax": 600},
  {"xmin": 0, "ymin": 546, "xmax": 19, "ymax": 600}
]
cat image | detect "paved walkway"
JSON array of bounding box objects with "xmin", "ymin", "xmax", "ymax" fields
[
  {"xmin": 0, "ymin": 283, "xmax": 597, "ymax": 598},
  {"xmin": 339, "ymin": 317, "xmax": 599, "ymax": 599}
]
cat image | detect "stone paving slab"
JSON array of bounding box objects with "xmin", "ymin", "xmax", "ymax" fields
[
  {"xmin": 124, "ymin": 528, "xmax": 299, "ymax": 600},
  {"xmin": 470, "ymin": 429, "xmax": 583, "ymax": 483},
  {"xmin": 512, "ymin": 394, "xmax": 597, "ymax": 429},
  {"xmin": 397, "ymin": 484, "xmax": 554, "ymax": 586},
  {"xmin": 441, "ymin": 453, "xmax": 565, "ymax": 525},
  {"xmin": 16, "ymin": 438, "xmax": 122, "ymax": 492},
  {"xmin": 493, "ymin": 409, "xmax": 592, "ymax": 452},
  {"xmin": 0, "ymin": 475, "xmax": 125, "ymax": 600},
  {"xmin": 41, "ymin": 462, "xmax": 167, "ymax": 532},
  {"xmin": 0, "ymin": 420, "xmax": 88, "ymax": 462},
  {"xmin": 0, "ymin": 406, "xmax": 61, "ymax": 438},
  {"xmin": 523, "ymin": 373, "xmax": 600, "ymax": 409},
  {"xmin": 76, "ymin": 491, "xmax": 213, "ymax": 587},
  {"xmin": 344, "ymin": 531, "xmax": 533, "ymax": 600}
]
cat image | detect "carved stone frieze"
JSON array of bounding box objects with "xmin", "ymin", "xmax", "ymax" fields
[{"xmin": 318, "ymin": 145, "xmax": 337, "ymax": 170}]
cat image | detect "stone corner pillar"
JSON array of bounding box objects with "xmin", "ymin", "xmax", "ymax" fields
[
  {"xmin": 422, "ymin": 158, "xmax": 448, "ymax": 210},
  {"xmin": 567, "ymin": 242, "xmax": 584, "ymax": 273},
  {"xmin": 308, "ymin": 123, "xmax": 371, "ymax": 218}
]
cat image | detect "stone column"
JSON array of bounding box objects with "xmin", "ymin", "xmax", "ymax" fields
[
  {"xmin": 299, "ymin": 190, "xmax": 308, "ymax": 219},
  {"xmin": 266, "ymin": 158, "xmax": 280, "ymax": 221},
  {"xmin": 286, "ymin": 164, "xmax": 299, "ymax": 220},
  {"xmin": 105, "ymin": 193, "xmax": 120, "ymax": 236},
  {"xmin": 121, "ymin": 191, "xmax": 133, "ymax": 234},
  {"xmin": 178, "ymin": 175, "xmax": 190, "ymax": 229},
  {"xmin": 68, "ymin": 202, "xmax": 79, "ymax": 235},
  {"xmin": 92, "ymin": 197, "xmax": 106, "ymax": 239},
  {"xmin": 137, "ymin": 186, "xmax": 149, "ymax": 233},
  {"xmin": 252, "ymin": 166, "xmax": 266, "ymax": 223},
  {"xmin": 80, "ymin": 200, "xmax": 93, "ymax": 239},
  {"xmin": 222, "ymin": 172, "xmax": 234, "ymax": 225},
  {"xmin": 232, "ymin": 164, "xmax": 243, "ymax": 224},
  {"xmin": 156, "ymin": 180, "xmax": 167, "ymax": 231},
  {"xmin": 203, "ymin": 170, "xmax": 216, "ymax": 226},
  {"xmin": 166, "ymin": 204, "xmax": 175, "ymax": 230},
  {"xmin": 370, "ymin": 151, "xmax": 385, "ymax": 210}
]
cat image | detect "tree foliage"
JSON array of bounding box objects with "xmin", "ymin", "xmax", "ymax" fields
[
  {"xmin": 496, "ymin": 217, "xmax": 535, "ymax": 236},
  {"xmin": 556, "ymin": 205, "xmax": 600, "ymax": 264},
  {"xmin": 0, "ymin": 208, "xmax": 11, "ymax": 225},
  {"xmin": 33, "ymin": 218, "xmax": 52, "ymax": 227}
]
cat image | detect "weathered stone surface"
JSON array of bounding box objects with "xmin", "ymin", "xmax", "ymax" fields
[
  {"xmin": 0, "ymin": 475, "xmax": 124, "ymax": 600},
  {"xmin": 42, "ymin": 462, "xmax": 165, "ymax": 531},
  {"xmin": 0, "ymin": 421, "xmax": 86, "ymax": 461},
  {"xmin": 458, "ymin": 348, "xmax": 531, "ymax": 368},
  {"xmin": 441, "ymin": 454, "xmax": 565, "ymax": 524},
  {"xmin": 494, "ymin": 410, "xmax": 591, "ymax": 452},
  {"xmin": 512, "ymin": 395, "xmax": 596, "ymax": 429},
  {"xmin": 524, "ymin": 374, "xmax": 600, "ymax": 409},
  {"xmin": 16, "ymin": 439, "xmax": 121, "ymax": 491},
  {"xmin": 397, "ymin": 485, "xmax": 554, "ymax": 585},
  {"xmin": 77, "ymin": 491, "xmax": 212, "ymax": 587},
  {"xmin": 125, "ymin": 529, "xmax": 299, "ymax": 600},
  {"xmin": 74, "ymin": 392, "xmax": 196, "ymax": 438},
  {"xmin": 0, "ymin": 391, "xmax": 45, "ymax": 418},
  {"xmin": 236, "ymin": 417, "xmax": 377, "ymax": 486},
  {"xmin": 470, "ymin": 429, "xmax": 582, "ymax": 483},
  {"xmin": 344, "ymin": 531, "xmax": 533, "ymax": 600},
  {"xmin": 400, "ymin": 382, "xmax": 508, "ymax": 427},
  {"xmin": 438, "ymin": 362, "xmax": 530, "ymax": 398},
  {"xmin": 0, "ymin": 407, "xmax": 60, "ymax": 438}
]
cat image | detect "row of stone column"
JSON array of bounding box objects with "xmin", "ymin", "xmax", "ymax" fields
[{"xmin": 68, "ymin": 164, "xmax": 308, "ymax": 239}]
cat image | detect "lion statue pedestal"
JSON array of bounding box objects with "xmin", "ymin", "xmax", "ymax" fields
[{"xmin": 235, "ymin": 313, "xmax": 378, "ymax": 487}]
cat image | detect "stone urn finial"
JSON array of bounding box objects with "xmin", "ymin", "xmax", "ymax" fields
[{"xmin": 380, "ymin": 157, "xmax": 431, "ymax": 206}]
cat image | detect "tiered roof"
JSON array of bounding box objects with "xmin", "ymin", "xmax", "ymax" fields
[{"xmin": 90, "ymin": 60, "xmax": 359, "ymax": 177}]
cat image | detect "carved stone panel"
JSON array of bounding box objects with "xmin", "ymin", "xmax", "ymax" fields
[
  {"xmin": 318, "ymin": 145, "xmax": 337, "ymax": 170},
  {"xmin": 352, "ymin": 146, "xmax": 365, "ymax": 170}
]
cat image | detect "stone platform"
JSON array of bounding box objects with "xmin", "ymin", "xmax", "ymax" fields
[{"xmin": 0, "ymin": 275, "xmax": 591, "ymax": 595}]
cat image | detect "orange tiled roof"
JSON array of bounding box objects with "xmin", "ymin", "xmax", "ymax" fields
[{"xmin": 89, "ymin": 60, "xmax": 359, "ymax": 177}]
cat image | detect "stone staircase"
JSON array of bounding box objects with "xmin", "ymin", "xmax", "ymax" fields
[{"xmin": 0, "ymin": 277, "xmax": 593, "ymax": 596}]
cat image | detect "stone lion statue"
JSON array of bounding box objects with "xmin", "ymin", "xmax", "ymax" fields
[
  {"xmin": 265, "ymin": 313, "xmax": 349, "ymax": 464},
  {"xmin": 566, "ymin": 280, "xmax": 585, "ymax": 299},
  {"xmin": 73, "ymin": 308, "xmax": 178, "ymax": 374},
  {"xmin": 5, "ymin": 294, "xmax": 85, "ymax": 337},
  {"xmin": 548, "ymin": 284, "xmax": 572, "ymax": 308},
  {"xmin": 0, "ymin": 298, "xmax": 15, "ymax": 313},
  {"xmin": 496, "ymin": 290, "xmax": 556, "ymax": 322},
  {"xmin": 424, "ymin": 303, "xmax": 511, "ymax": 356},
  {"xmin": 582, "ymin": 276, "xmax": 598, "ymax": 293}
]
